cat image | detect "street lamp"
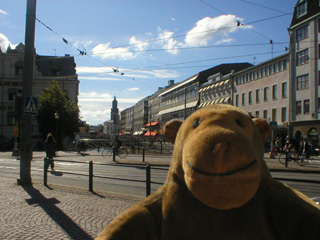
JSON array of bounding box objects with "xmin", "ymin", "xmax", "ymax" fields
[{"xmin": 54, "ymin": 112, "xmax": 59, "ymax": 149}]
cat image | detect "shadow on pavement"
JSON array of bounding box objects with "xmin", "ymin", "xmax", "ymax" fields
[{"xmin": 22, "ymin": 185, "xmax": 93, "ymax": 240}]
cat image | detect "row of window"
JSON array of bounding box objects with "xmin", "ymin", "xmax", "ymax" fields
[
  {"xmin": 235, "ymin": 59, "xmax": 288, "ymax": 85},
  {"xmin": 249, "ymin": 107, "xmax": 287, "ymax": 123},
  {"xmin": 236, "ymin": 82, "xmax": 288, "ymax": 106}
]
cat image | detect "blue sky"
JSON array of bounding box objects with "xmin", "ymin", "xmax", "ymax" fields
[{"xmin": 1, "ymin": 0, "xmax": 297, "ymax": 125}]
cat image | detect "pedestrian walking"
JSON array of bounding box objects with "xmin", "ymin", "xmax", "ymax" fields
[
  {"xmin": 45, "ymin": 133, "xmax": 56, "ymax": 171},
  {"xmin": 75, "ymin": 132, "xmax": 81, "ymax": 153}
]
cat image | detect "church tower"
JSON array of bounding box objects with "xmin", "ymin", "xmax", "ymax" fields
[{"xmin": 111, "ymin": 96, "xmax": 119, "ymax": 124}]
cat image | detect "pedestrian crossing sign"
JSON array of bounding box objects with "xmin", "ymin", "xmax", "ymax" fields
[{"xmin": 24, "ymin": 96, "xmax": 38, "ymax": 116}]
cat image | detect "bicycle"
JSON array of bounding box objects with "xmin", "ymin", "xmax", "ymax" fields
[
  {"xmin": 102, "ymin": 147, "xmax": 128, "ymax": 158},
  {"xmin": 278, "ymin": 149, "xmax": 309, "ymax": 166}
]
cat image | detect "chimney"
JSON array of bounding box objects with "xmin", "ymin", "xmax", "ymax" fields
[{"xmin": 168, "ymin": 80, "xmax": 174, "ymax": 86}]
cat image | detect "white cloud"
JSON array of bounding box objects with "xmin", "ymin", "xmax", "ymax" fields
[
  {"xmin": 74, "ymin": 40, "xmax": 93, "ymax": 48},
  {"xmin": 77, "ymin": 65, "xmax": 180, "ymax": 80},
  {"xmin": 215, "ymin": 38, "xmax": 235, "ymax": 45},
  {"xmin": 0, "ymin": 9, "xmax": 8, "ymax": 15},
  {"xmin": 91, "ymin": 42, "xmax": 134, "ymax": 60},
  {"xmin": 0, "ymin": 33, "xmax": 12, "ymax": 52},
  {"xmin": 79, "ymin": 76, "xmax": 121, "ymax": 81},
  {"xmin": 129, "ymin": 36, "xmax": 149, "ymax": 51},
  {"xmin": 185, "ymin": 15, "xmax": 250, "ymax": 47},
  {"xmin": 171, "ymin": 18, "xmax": 176, "ymax": 21},
  {"xmin": 157, "ymin": 29, "xmax": 181, "ymax": 55},
  {"xmin": 127, "ymin": 87, "xmax": 139, "ymax": 91}
]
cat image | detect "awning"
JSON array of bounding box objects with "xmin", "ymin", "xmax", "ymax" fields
[
  {"xmin": 224, "ymin": 97, "xmax": 230, "ymax": 103},
  {"xmin": 144, "ymin": 131, "xmax": 157, "ymax": 136},
  {"xmin": 145, "ymin": 121, "xmax": 159, "ymax": 127},
  {"xmin": 219, "ymin": 98, "xmax": 225, "ymax": 103}
]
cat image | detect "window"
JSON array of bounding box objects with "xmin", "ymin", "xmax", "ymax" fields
[
  {"xmin": 263, "ymin": 110, "xmax": 268, "ymax": 120},
  {"xmin": 296, "ymin": 101, "xmax": 302, "ymax": 115},
  {"xmin": 15, "ymin": 67, "xmax": 23, "ymax": 75},
  {"xmin": 274, "ymin": 63, "xmax": 278, "ymax": 73},
  {"xmin": 269, "ymin": 65, "xmax": 274, "ymax": 74},
  {"xmin": 304, "ymin": 99, "xmax": 310, "ymax": 114},
  {"xmin": 281, "ymin": 107, "xmax": 287, "ymax": 122},
  {"xmin": 283, "ymin": 60, "xmax": 287, "ymax": 69},
  {"xmin": 272, "ymin": 109, "xmax": 277, "ymax": 122},
  {"xmin": 256, "ymin": 89, "xmax": 260, "ymax": 103},
  {"xmin": 279, "ymin": 61, "xmax": 283, "ymax": 71},
  {"xmin": 272, "ymin": 85, "xmax": 278, "ymax": 100},
  {"xmin": 264, "ymin": 87, "xmax": 269, "ymax": 101},
  {"xmin": 282, "ymin": 82, "xmax": 288, "ymax": 98},
  {"xmin": 261, "ymin": 68, "xmax": 265, "ymax": 77},
  {"xmin": 297, "ymin": 74, "xmax": 309, "ymax": 90},
  {"xmin": 242, "ymin": 93, "xmax": 246, "ymax": 106},
  {"xmin": 297, "ymin": 49, "xmax": 309, "ymax": 65},
  {"xmin": 296, "ymin": 25, "xmax": 309, "ymax": 41},
  {"xmin": 255, "ymin": 111, "xmax": 260, "ymax": 118},
  {"xmin": 7, "ymin": 112, "xmax": 17, "ymax": 126},
  {"xmin": 249, "ymin": 91, "xmax": 253, "ymax": 105},
  {"xmin": 297, "ymin": 1, "xmax": 307, "ymax": 17},
  {"xmin": 235, "ymin": 94, "xmax": 239, "ymax": 107}
]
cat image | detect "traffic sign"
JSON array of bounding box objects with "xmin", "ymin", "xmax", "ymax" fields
[
  {"xmin": 24, "ymin": 96, "xmax": 38, "ymax": 116},
  {"xmin": 270, "ymin": 121, "xmax": 277, "ymax": 130}
]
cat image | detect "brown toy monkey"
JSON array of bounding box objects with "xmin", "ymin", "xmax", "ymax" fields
[{"xmin": 96, "ymin": 104, "xmax": 320, "ymax": 240}]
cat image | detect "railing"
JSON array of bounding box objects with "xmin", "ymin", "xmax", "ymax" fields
[{"xmin": 43, "ymin": 157, "xmax": 168, "ymax": 196}]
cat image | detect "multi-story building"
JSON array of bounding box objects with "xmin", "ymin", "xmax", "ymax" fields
[
  {"xmin": 132, "ymin": 97, "xmax": 148, "ymax": 136},
  {"xmin": 0, "ymin": 43, "xmax": 78, "ymax": 140},
  {"xmin": 233, "ymin": 54, "xmax": 289, "ymax": 138},
  {"xmin": 288, "ymin": 0, "xmax": 320, "ymax": 147},
  {"xmin": 198, "ymin": 63, "xmax": 253, "ymax": 109}
]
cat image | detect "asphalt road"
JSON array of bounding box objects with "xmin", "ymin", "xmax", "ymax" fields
[{"xmin": 0, "ymin": 151, "xmax": 319, "ymax": 198}]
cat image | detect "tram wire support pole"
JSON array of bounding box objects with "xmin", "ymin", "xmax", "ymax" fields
[{"xmin": 18, "ymin": 0, "xmax": 37, "ymax": 186}]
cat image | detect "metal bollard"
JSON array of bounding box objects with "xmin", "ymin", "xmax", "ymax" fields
[
  {"xmin": 43, "ymin": 158, "xmax": 48, "ymax": 186},
  {"xmin": 160, "ymin": 141, "xmax": 163, "ymax": 154},
  {"xmin": 142, "ymin": 148, "xmax": 145, "ymax": 163},
  {"xmin": 89, "ymin": 161, "xmax": 93, "ymax": 192},
  {"xmin": 285, "ymin": 151, "xmax": 288, "ymax": 168},
  {"xmin": 146, "ymin": 164, "xmax": 151, "ymax": 196},
  {"xmin": 113, "ymin": 148, "xmax": 116, "ymax": 162}
]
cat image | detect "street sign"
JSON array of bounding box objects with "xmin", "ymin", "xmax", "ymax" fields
[
  {"xmin": 24, "ymin": 96, "xmax": 38, "ymax": 116},
  {"xmin": 270, "ymin": 121, "xmax": 277, "ymax": 130}
]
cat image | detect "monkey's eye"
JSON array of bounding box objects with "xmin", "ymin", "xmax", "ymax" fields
[
  {"xmin": 193, "ymin": 119, "xmax": 201, "ymax": 128},
  {"xmin": 235, "ymin": 119, "xmax": 244, "ymax": 128}
]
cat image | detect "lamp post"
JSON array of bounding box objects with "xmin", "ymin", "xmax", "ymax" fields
[{"xmin": 55, "ymin": 112, "xmax": 59, "ymax": 149}]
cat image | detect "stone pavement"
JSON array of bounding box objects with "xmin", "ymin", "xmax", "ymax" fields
[
  {"xmin": 0, "ymin": 176, "xmax": 143, "ymax": 240},
  {"xmin": 0, "ymin": 150, "xmax": 319, "ymax": 239}
]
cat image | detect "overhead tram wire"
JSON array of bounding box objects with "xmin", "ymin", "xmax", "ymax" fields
[
  {"xmin": 197, "ymin": 0, "xmax": 291, "ymax": 50},
  {"xmin": 36, "ymin": 18, "xmax": 118, "ymax": 70},
  {"xmin": 86, "ymin": 42, "xmax": 289, "ymax": 56},
  {"xmin": 87, "ymin": 13, "xmax": 291, "ymax": 55},
  {"xmin": 78, "ymin": 49, "xmax": 287, "ymax": 78},
  {"xmin": 238, "ymin": 0, "xmax": 288, "ymax": 14}
]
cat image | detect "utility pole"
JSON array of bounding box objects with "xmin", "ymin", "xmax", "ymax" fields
[{"xmin": 17, "ymin": 0, "xmax": 37, "ymax": 186}]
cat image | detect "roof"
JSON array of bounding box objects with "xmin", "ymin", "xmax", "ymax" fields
[{"xmin": 291, "ymin": 0, "xmax": 320, "ymax": 28}]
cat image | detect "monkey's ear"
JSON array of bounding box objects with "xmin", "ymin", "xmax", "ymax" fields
[
  {"xmin": 252, "ymin": 118, "xmax": 271, "ymax": 143},
  {"xmin": 162, "ymin": 120, "xmax": 183, "ymax": 144}
]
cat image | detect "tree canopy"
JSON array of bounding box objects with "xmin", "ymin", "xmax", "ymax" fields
[{"xmin": 37, "ymin": 81, "xmax": 80, "ymax": 141}]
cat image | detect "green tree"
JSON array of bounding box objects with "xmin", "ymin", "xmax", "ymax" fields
[{"xmin": 37, "ymin": 81, "xmax": 80, "ymax": 146}]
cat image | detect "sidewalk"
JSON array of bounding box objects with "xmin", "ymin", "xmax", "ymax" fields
[
  {"xmin": 0, "ymin": 176, "xmax": 143, "ymax": 240},
  {"xmin": 0, "ymin": 150, "xmax": 319, "ymax": 239}
]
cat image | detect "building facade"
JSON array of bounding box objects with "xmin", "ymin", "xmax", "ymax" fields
[
  {"xmin": 0, "ymin": 43, "xmax": 78, "ymax": 140},
  {"xmin": 288, "ymin": 0, "xmax": 320, "ymax": 147}
]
